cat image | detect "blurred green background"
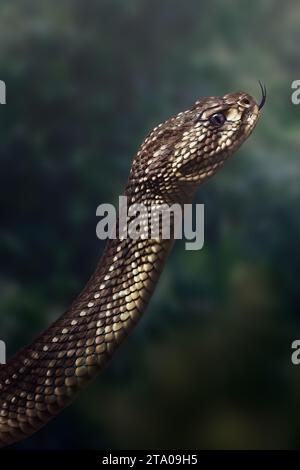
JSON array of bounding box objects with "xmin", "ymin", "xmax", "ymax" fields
[{"xmin": 0, "ymin": 0, "xmax": 300, "ymax": 450}]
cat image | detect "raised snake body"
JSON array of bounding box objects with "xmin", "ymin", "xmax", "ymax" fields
[{"xmin": 0, "ymin": 87, "xmax": 265, "ymax": 447}]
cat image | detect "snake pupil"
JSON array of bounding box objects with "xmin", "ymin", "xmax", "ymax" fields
[{"xmin": 209, "ymin": 112, "xmax": 225, "ymax": 127}]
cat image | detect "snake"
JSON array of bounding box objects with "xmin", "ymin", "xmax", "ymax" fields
[{"xmin": 0, "ymin": 84, "xmax": 266, "ymax": 447}]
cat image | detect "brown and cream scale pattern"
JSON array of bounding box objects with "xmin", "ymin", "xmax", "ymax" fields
[{"xmin": 0, "ymin": 90, "xmax": 262, "ymax": 446}]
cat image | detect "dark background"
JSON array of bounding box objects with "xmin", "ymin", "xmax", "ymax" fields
[{"xmin": 0, "ymin": 0, "xmax": 300, "ymax": 449}]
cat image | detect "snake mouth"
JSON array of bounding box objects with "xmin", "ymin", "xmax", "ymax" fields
[{"xmin": 258, "ymin": 81, "xmax": 267, "ymax": 110}]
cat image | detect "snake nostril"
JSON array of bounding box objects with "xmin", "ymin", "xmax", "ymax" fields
[{"xmin": 241, "ymin": 97, "xmax": 251, "ymax": 106}]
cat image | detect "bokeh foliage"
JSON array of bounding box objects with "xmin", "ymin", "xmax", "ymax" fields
[{"xmin": 0, "ymin": 0, "xmax": 300, "ymax": 449}]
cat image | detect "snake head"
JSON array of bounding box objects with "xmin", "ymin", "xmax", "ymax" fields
[
  {"xmin": 130, "ymin": 86, "xmax": 265, "ymax": 201},
  {"xmin": 171, "ymin": 89, "xmax": 263, "ymax": 185}
]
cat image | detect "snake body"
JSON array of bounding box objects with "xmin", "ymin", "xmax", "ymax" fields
[{"xmin": 0, "ymin": 88, "xmax": 264, "ymax": 447}]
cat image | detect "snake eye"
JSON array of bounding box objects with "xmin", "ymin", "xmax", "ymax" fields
[{"xmin": 209, "ymin": 112, "xmax": 225, "ymax": 127}]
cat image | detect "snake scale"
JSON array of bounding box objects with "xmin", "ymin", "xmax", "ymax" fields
[{"xmin": 0, "ymin": 86, "xmax": 265, "ymax": 447}]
